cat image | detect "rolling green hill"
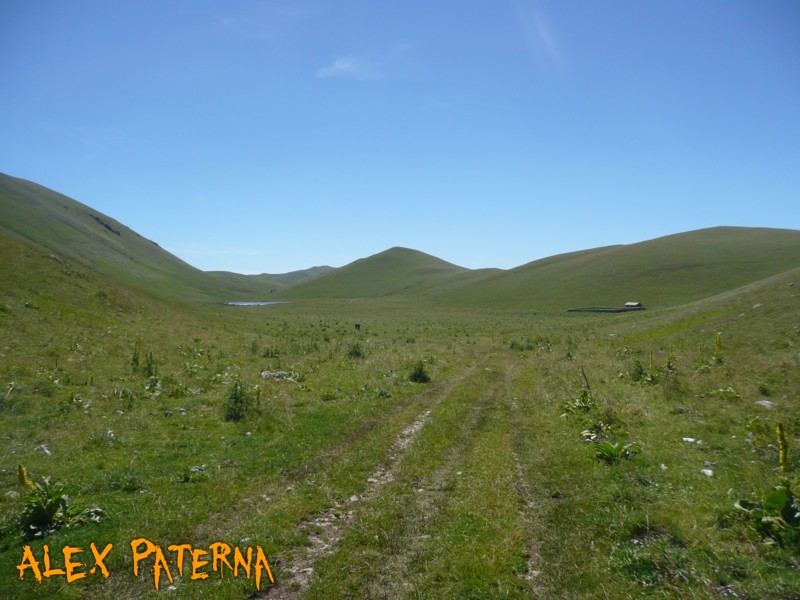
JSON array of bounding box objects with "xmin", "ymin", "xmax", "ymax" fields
[
  {"xmin": 277, "ymin": 247, "xmax": 498, "ymax": 298},
  {"xmin": 433, "ymin": 227, "xmax": 800, "ymax": 309},
  {"xmin": 279, "ymin": 227, "xmax": 800, "ymax": 310},
  {"xmin": 0, "ymin": 173, "xmax": 329, "ymax": 302},
  {"xmin": 207, "ymin": 266, "xmax": 335, "ymax": 297},
  {"xmin": 3, "ymin": 173, "xmax": 799, "ymax": 310}
]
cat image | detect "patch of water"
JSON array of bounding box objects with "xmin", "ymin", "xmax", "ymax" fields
[{"xmin": 225, "ymin": 301, "xmax": 284, "ymax": 306}]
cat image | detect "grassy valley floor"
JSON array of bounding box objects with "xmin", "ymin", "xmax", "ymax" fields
[{"xmin": 1, "ymin": 235, "xmax": 799, "ymax": 598}]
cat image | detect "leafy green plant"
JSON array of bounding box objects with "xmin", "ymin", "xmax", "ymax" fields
[
  {"xmin": 735, "ymin": 423, "xmax": 800, "ymax": 546},
  {"xmin": 627, "ymin": 359, "xmax": 660, "ymax": 385},
  {"xmin": 561, "ymin": 389, "xmax": 594, "ymax": 414},
  {"xmin": 594, "ymin": 441, "xmax": 641, "ymax": 464},
  {"xmin": 130, "ymin": 337, "xmax": 142, "ymax": 372},
  {"xmin": 712, "ymin": 332, "xmax": 724, "ymax": 364},
  {"xmin": 222, "ymin": 378, "xmax": 253, "ymax": 421},
  {"xmin": 347, "ymin": 342, "xmax": 365, "ymax": 359},
  {"xmin": 735, "ymin": 485, "xmax": 800, "ymax": 545},
  {"xmin": 409, "ymin": 361, "xmax": 430, "ymax": 383},
  {"xmin": 143, "ymin": 351, "xmax": 158, "ymax": 377},
  {"xmin": 15, "ymin": 466, "xmax": 103, "ymax": 539},
  {"xmin": 581, "ymin": 420, "xmax": 622, "ymax": 443},
  {"xmin": 509, "ymin": 338, "xmax": 534, "ymax": 351}
]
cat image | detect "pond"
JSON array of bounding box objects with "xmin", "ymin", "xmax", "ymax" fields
[{"xmin": 225, "ymin": 301, "xmax": 285, "ymax": 306}]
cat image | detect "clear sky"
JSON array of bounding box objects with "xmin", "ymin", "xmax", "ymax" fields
[{"xmin": 1, "ymin": 1, "xmax": 798, "ymax": 274}]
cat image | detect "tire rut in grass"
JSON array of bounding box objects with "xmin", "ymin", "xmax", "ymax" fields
[
  {"xmin": 256, "ymin": 361, "xmax": 480, "ymax": 599},
  {"xmin": 507, "ymin": 382, "xmax": 545, "ymax": 596},
  {"xmin": 304, "ymin": 356, "xmax": 515, "ymax": 598}
]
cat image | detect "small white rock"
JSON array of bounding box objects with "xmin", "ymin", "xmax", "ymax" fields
[
  {"xmin": 701, "ymin": 469, "xmax": 714, "ymax": 477},
  {"xmin": 35, "ymin": 444, "xmax": 51, "ymax": 456},
  {"xmin": 754, "ymin": 400, "xmax": 775, "ymax": 410},
  {"xmin": 660, "ymin": 464, "xmax": 668, "ymax": 471},
  {"xmin": 682, "ymin": 437, "xmax": 696, "ymax": 443}
]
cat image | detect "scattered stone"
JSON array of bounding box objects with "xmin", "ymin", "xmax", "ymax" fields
[
  {"xmin": 349, "ymin": 495, "xmax": 359, "ymax": 503},
  {"xmin": 704, "ymin": 461, "xmax": 718, "ymax": 469},
  {"xmin": 6, "ymin": 490, "xmax": 20, "ymax": 499},
  {"xmin": 660, "ymin": 464, "xmax": 668, "ymax": 471},
  {"xmin": 752, "ymin": 303, "xmax": 763, "ymax": 309},
  {"xmin": 682, "ymin": 437, "xmax": 696, "ymax": 443},
  {"xmin": 190, "ymin": 465, "xmax": 205, "ymax": 473},
  {"xmin": 178, "ymin": 407, "xmax": 187, "ymax": 415},
  {"xmin": 114, "ymin": 410, "xmax": 124, "ymax": 415},
  {"xmin": 701, "ymin": 469, "xmax": 714, "ymax": 477},
  {"xmin": 755, "ymin": 400, "xmax": 775, "ymax": 410},
  {"xmin": 164, "ymin": 411, "xmax": 173, "ymax": 417},
  {"xmin": 260, "ymin": 370, "xmax": 299, "ymax": 383},
  {"xmin": 35, "ymin": 444, "xmax": 51, "ymax": 456}
]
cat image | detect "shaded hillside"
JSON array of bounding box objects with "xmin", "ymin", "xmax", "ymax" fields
[
  {"xmin": 279, "ymin": 247, "xmax": 477, "ymax": 298},
  {"xmin": 0, "ymin": 173, "xmax": 272, "ymax": 302},
  {"xmin": 435, "ymin": 227, "xmax": 800, "ymax": 309},
  {"xmin": 207, "ymin": 266, "xmax": 335, "ymax": 296}
]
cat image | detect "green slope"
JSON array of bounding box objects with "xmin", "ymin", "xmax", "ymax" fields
[
  {"xmin": 0, "ymin": 173, "xmax": 274, "ymax": 302},
  {"xmin": 279, "ymin": 247, "xmax": 478, "ymax": 298},
  {"xmin": 434, "ymin": 226, "xmax": 800, "ymax": 309},
  {"xmin": 207, "ymin": 266, "xmax": 336, "ymax": 296}
]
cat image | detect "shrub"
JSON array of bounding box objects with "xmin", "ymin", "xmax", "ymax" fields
[
  {"xmin": 347, "ymin": 342, "xmax": 365, "ymax": 359},
  {"xmin": 409, "ymin": 361, "xmax": 431, "ymax": 383},
  {"xmin": 223, "ymin": 378, "xmax": 253, "ymax": 421}
]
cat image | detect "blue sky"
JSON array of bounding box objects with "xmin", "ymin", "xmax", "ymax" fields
[{"xmin": 1, "ymin": 1, "xmax": 798, "ymax": 274}]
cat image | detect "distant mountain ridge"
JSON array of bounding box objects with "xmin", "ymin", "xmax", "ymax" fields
[{"xmin": 2, "ymin": 172, "xmax": 800, "ymax": 309}]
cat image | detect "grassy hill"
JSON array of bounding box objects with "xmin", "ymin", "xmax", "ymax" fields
[
  {"xmin": 278, "ymin": 247, "xmax": 489, "ymax": 298},
  {"xmin": 3, "ymin": 173, "xmax": 799, "ymax": 310},
  {"xmin": 279, "ymin": 226, "xmax": 800, "ymax": 310},
  {"xmin": 0, "ymin": 173, "xmax": 290, "ymax": 302},
  {"xmin": 432, "ymin": 226, "xmax": 800, "ymax": 310},
  {"xmin": 207, "ymin": 266, "xmax": 335, "ymax": 297}
]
